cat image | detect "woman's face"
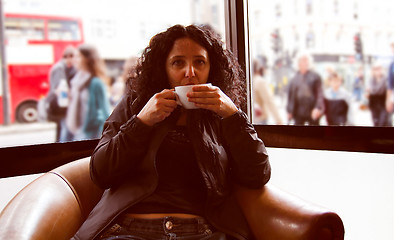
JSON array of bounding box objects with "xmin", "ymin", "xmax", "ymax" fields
[
  {"xmin": 74, "ymin": 51, "xmax": 86, "ymax": 71},
  {"xmin": 166, "ymin": 37, "xmax": 210, "ymax": 88}
]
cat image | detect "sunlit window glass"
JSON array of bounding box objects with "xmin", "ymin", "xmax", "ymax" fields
[
  {"xmin": 249, "ymin": 0, "xmax": 394, "ymax": 127},
  {"xmin": 0, "ymin": 0, "xmax": 225, "ymax": 147}
]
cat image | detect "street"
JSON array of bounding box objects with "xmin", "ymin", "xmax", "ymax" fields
[
  {"xmin": 264, "ymin": 95, "xmax": 375, "ymax": 126},
  {"xmin": 0, "ymin": 122, "xmax": 56, "ymax": 148}
]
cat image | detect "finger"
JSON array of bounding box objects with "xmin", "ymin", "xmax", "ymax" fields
[
  {"xmin": 188, "ymin": 91, "xmax": 220, "ymax": 98},
  {"xmin": 188, "ymin": 97, "xmax": 220, "ymax": 105},
  {"xmin": 192, "ymin": 85, "xmax": 214, "ymax": 92},
  {"xmin": 158, "ymin": 89, "xmax": 176, "ymax": 99},
  {"xmin": 162, "ymin": 98, "xmax": 178, "ymax": 108},
  {"xmin": 154, "ymin": 91, "xmax": 177, "ymax": 106},
  {"xmin": 163, "ymin": 102, "xmax": 178, "ymax": 111},
  {"xmin": 193, "ymin": 102, "xmax": 218, "ymax": 112}
]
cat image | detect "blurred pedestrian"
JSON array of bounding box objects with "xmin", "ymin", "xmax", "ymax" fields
[
  {"xmin": 366, "ymin": 62, "xmax": 391, "ymax": 127},
  {"xmin": 353, "ymin": 66, "xmax": 365, "ymax": 102},
  {"xmin": 324, "ymin": 71, "xmax": 354, "ymax": 125},
  {"xmin": 109, "ymin": 56, "xmax": 138, "ymax": 108},
  {"xmin": 47, "ymin": 45, "xmax": 76, "ymax": 142},
  {"xmin": 386, "ymin": 40, "xmax": 394, "ymax": 115},
  {"xmin": 252, "ymin": 59, "xmax": 283, "ymax": 124},
  {"xmin": 286, "ymin": 51, "xmax": 325, "ymax": 125},
  {"xmin": 65, "ymin": 44, "xmax": 111, "ymax": 141}
]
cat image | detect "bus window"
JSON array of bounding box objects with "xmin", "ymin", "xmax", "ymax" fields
[
  {"xmin": 48, "ymin": 19, "xmax": 81, "ymax": 41},
  {"xmin": 5, "ymin": 18, "xmax": 45, "ymax": 42}
]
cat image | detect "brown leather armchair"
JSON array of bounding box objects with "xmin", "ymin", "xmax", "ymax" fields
[{"xmin": 0, "ymin": 157, "xmax": 344, "ymax": 240}]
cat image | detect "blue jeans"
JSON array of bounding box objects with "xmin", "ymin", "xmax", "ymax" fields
[{"xmin": 98, "ymin": 216, "xmax": 227, "ymax": 240}]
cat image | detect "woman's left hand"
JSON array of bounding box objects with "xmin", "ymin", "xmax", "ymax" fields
[{"xmin": 187, "ymin": 85, "xmax": 238, "ymax": 118}]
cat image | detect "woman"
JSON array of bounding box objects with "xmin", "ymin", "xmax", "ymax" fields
[
  {"xmin": 72, "ymin": 24, "xmax": 271, "ymax": 240},
  {"xmin": 65, "ymin": 44, "xmax": 111, "ymax": 141}
]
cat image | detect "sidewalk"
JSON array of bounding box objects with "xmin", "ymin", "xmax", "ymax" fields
[
  {"xmin": 0, "ymin": 122, "xmax": 56, "ymax": 148},
  {"xmin": 0, "ymin": 122, "xmax": 56, "ymax": 135}
]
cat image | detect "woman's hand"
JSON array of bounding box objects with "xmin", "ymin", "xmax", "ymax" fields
[
  {"xmin": 137, "ymin": 89, "xmax": 178, "ymax": 126},
  {"xmin": 187, "ymin": 85, "xmax": 238, "ymax": 118}
]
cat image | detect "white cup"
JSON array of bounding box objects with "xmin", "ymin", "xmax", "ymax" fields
[{"xmin": 175, "ymin": 83, "xmax": 212, "ymax": 109}]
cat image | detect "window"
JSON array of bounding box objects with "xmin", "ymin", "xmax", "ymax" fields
[
  {"xmin": 249, "ymin": 0, "xmax": 394, "ymax": 129},
  {"xmin": 5, "ymin": 18, "xmax": 45, "ymax": 42},
  {"xmin": 1, "ymin": 0, "xmax": 393, "ymax": 152},
  {"xmin": 48, "ymin": 19, "xmax": 81, "ymax": 41},
  {"xmin": 0, "ymin": 0, "xmax": 226, "ymax": 148}
]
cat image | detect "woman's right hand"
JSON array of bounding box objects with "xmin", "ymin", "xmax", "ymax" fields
[{"xmin": 137, "ymin": 89, "xmax": 178, "ymax": 126}]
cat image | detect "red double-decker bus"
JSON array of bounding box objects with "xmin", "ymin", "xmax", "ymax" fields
[{"xmin": 0, "ymin": 13, "xmax": 84, "ymax": 124}]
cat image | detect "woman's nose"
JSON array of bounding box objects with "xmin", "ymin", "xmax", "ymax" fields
[{"xmin": 185, "ymin": 64, "xmax": 195, "ymax": 78}]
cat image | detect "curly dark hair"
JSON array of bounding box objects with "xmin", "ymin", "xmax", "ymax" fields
[{"xmin": 127, "ymin": 24, "xmax": 246, "ymax": 112}]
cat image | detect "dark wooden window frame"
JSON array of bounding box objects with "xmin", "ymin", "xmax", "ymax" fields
[
  {"xmin": 225, "ymin": 0, "xmax": 394, "ymax": 155},
  {"xmin": 1, "ymin": 0, "xmax": 393, "ymax": 179}
]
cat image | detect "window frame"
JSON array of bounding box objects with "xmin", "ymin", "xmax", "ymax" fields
[{"xmin": 0, "ymin": 0, "xmax": 393, "ymax": 179}]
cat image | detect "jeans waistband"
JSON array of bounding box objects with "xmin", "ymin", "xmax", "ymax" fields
[{"xmin": 117, "ymin": 215, "xmax": 211, "ymax": 235}]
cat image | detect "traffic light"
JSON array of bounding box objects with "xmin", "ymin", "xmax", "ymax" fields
[
  {"xmin": 271, "ymin": 29, "xmax": 282, "ymax": 54},
  {"xmin": 354, "ymin": 33, "xmax": 363, "ymax": 56}
]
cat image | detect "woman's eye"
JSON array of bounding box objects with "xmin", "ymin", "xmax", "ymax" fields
[
  {"xmin": 172, "ymin": 60, "xmax": 184, "ymax": 66},
  {"xmin": 195, "ymin": 59, "xmax": 205, "ymax": 65}
]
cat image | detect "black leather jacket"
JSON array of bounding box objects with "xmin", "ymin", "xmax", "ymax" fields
[{"xmin": 72, "ymin": 94, "xmax": 271, "ymax": 240}]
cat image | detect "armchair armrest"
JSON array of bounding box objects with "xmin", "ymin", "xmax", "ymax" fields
[
  {"xmin": 235, "ymin": 184, "xmax": 345, "ymax": 240},
  {"xmin": 0, "ymin": 171, "xmax": 83, "ymax": 239},
  {"xmin": 0, "ymin": 157, "xmax": 103, "ymax": 240}
]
